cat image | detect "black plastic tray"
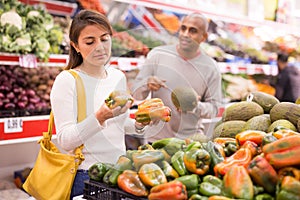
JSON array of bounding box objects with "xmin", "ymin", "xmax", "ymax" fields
[{"xmin": 83, "ymin": 180, "xmax": 148, "ymax": 200}]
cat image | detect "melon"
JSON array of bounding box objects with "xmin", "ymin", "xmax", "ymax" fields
[
  {"xmin": 214, "ymin": 120, "xmax": 246, "ymax": 138},
  {"xmin": 222, "ymin": 101, "xmax": 264, "ymax": 122},
  {"xmin": 245, "ymin": 91, "xmax": 279, "ymax": 113},
  {"xmin": 243, "ymin": 114, "xmax": 271, "ymax": 132},
  {"xmin": 270, "ymin": 102, "xmax": 300, "ymax": 126},
  {"xmin": 171, "ymin": 87, "xmax": 198, "ymax": 111},
  {"xmin": 268, "ymin": 119, "xmax": 297, "ymax": 132}
]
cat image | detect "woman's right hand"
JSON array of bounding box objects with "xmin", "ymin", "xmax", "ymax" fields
[{"xmin": 95, "ymin": 101, "xmax": 132, "ymax": 125}]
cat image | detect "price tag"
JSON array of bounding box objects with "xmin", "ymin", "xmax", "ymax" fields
[
  {"xmin": 19, "ymin": 54, "xmax": 37, "ymax": 68},
  {"xmin": 4, "ymin": 118, "xmax": 23, "ymax": 133}
]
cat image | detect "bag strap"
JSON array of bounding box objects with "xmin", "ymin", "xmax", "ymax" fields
[{"xmin": 45, "ymin": 69, "xmax": 86, "ymax": 164}]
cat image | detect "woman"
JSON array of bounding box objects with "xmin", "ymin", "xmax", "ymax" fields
[{"xmin": 50, "ymin": 10, "xmax": 144, "ymax": 198}]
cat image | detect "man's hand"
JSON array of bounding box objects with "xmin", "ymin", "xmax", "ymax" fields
[{"xmin": 147, "ymin": 76, "xmax": 167, "ymax": 91}]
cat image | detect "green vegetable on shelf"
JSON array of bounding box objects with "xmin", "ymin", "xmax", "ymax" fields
[{"xmin": 88, "ymin": 162, "xmax": 112, "ymax": 181}]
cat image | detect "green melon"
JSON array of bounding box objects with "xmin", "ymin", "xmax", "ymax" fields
[
  {"xmin": 267, "ymin": 119, "xmax": 297, "ymax": 132},
  {"xmin": 243, "ymin": 114, "xmax": 271, "ymax": 132},
  {"xmin": 245, "ymin": 91, "xmax": 279, "ymax": 113},
  {"xmin": 270, "ymin": 102, "xmax": 300, "ymax": 126},
  {"xmin": 222, "ymin": 101, "xmax": 264, "ymax": 122},
  {"xmin": 171, "ymin": 87, "xmax": 198, "ymax": 111},
  {"xmin": 214, "ymin": 120, "xmax": 246, "ymax": 138}
]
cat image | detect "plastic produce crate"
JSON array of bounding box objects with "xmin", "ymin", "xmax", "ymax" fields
[{"xmin": 83, "ymin": 180, "xmax": 148, "ymax": 200}]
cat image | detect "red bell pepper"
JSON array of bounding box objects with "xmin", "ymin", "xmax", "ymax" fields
[
  {"xmin": 148, "ymin": 180, "xmax": 188, "ymax": 200},
  {"xmin": 117, "ymin": 170, "xmax": 148, "ymax": 197}
]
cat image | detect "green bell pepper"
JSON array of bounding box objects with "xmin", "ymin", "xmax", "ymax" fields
[
  {"xmin": 171, "ymin": 150, "xmax": 189, "ymax": 176},
  {"xmin": 189, "ymin": 194, "xmax": 209, "ymax": 200},
  {"xmin": 199, "ymin": 182, "xmax": 222, "ymax": 197},
  {"xmin": 160, "ymin": 160, "xmax": 179, "ymax": 181},
  {"xmin": 152, "ymin": 137, "xmax": 186, "ymax": 156},
  {"xmin": 176, "ymin": 174, "xmax": 200, "ymax": 198},
  {"xmin": 131, "ymin": 149, "xmax": 165, "ymax": 170},
  {"xmin": 103, "ymin": 155, "xmax": 132, "ymax": 186},
  {"xmin": 202, "ymin": 175, "xmax": 223, "ymax": 189},
  {"xmin": 205, "ymin": 141, "xmax": 225, "ymax": 169},
  {"xmin": 254, "ymin": 193, "xmax": 274, "ymax": 200},
  {"xmin": 88, "ymin": 162, "xmax": 113, "ymax": 181},
  {"xmin": 185, "ymin": 141, "xmax": 203, "ymax": 151},
  {"xmin": 223, "ymin": 142, "xmax": 237, "ymax": 157},
  {"xmin": 183, "ymin": 148, "xmax": 211, "ymax": 175}
]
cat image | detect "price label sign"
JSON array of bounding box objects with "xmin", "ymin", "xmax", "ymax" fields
[
  {"xmin": 4, "ymin": 118, "xmax": 23, "ymax": 133},
  {"xmin": 19, "ymin": 54, "xmax": 37, "ymax": 68}
]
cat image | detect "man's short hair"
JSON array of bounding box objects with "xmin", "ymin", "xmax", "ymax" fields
[{"xmin": 277, "ymin": 53, "xmax": 289, "ymax": 63}]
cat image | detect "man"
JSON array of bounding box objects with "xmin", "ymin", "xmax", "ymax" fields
[
  {"xmin": 130, "ymin": 12, "xmax": 222, "ymax": 142},
  {"xmin": 274, "ymin": 53, "xmax": 300, "ymax": 102}
]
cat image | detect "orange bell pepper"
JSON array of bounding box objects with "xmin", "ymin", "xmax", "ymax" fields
[
  {"xmin": 278, "ymin": 167, "xmax": 300, "ymax": 181},
  {"xmin": 263, "ymin": 135, "xmax": 300, "ymax": 168},
  {"xmin": 148, "ymin": 180, "xmax": 188, "ymax": 200},
  {"xmin": 117, "ymin": 170, "xmax": 148, "ymax": 197},
  {"xmin": 277, "ymin": 176, "xmax": 300, "ymax": 200},
  {"xmin": 214, "ymin": 141, "xmax": 259, "ymax": 177},
  {"xmin": 223, "ymin": 165, "xmax": 254, "ymax": 200},
  {"xmin": 247, "ymin": 155, "xmax": 278, "ymax": 194},
  {"xmin": 272, "ymin": 129, "xmax": 299, "ymax": 139},
  {"xmin": 235, "ymin": 130, "xmax": 266, "ymax": 147},
  {"xmin": 138, "ymin": 163, "xmax": 167, "ymax": 187}
]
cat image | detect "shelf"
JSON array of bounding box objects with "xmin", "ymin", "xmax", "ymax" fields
[
  {"xmin": 0, "ymin": 53, "xmax": 277, "ymax": 75},
  {"xmin": 18, "ymin": 0, "xmax": 78, "ymax": 16},
  {"xmin": 0, "ymin": 115, "xmax": 54, "ymax": 142},
  {"xmin": 0, "ymin": 52, "xmax": 69, "ymax": 68},
  {"xmin": 113, "ymin": 0, "xmax": 300, "ymax": 36}
]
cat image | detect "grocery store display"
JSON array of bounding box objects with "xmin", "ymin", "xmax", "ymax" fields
[
  {"xmin": 0, "ymin": 0, "xmax": 65, "ymax": 61},
  {"xmin": 0, "ymin": 65, "xmax": 61, "ymax": 117},
  {"xmin": 85, "ymin": 132, "xmax": 300, "ymax": 199},
  {"xmin": 83, "ymin": 91, "xmax": 300, "ymax": 199}
]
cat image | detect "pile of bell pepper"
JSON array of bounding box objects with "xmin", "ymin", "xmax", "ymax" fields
[{"xmin": 87, "ymin": 128, "xmax": 300, "ymax": 200}]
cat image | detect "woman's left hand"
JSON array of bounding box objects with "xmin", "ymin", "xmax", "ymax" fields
[{"xmin": 96, "ymin": 101, "xmax": 132, "ymax": 125}]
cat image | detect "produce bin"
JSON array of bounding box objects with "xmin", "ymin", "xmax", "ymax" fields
[{"xmin": 83, "ymin": 180, "xmax": 148, "ymax": 200}]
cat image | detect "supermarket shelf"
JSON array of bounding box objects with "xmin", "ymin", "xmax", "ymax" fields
[
  {"xmin": 0, "ymin": 115, "xmax": 54, "ymax": 143},
  {"xmin": 0, "ymin": 52, "xmax": 69, "ymax": 68},
  {"xmin": 0, "ymin": 53, "xmax": 277, "ymax": 75},
  {"xmin": 113, "ymin": 0, "xmax": 300, "ymax": 36},
  {"xmin": 18, "ymin": 0, "xmax": 78, "ymax": 16}
]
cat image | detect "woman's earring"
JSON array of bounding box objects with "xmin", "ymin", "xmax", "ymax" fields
[{"xmin": 77, "ymin": 52, "xmax": 81, "ymax": 55}]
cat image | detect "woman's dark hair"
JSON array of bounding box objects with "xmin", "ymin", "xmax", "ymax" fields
[{"xmin": 65, "ymin": 10, "xmax": 113, "ymax": 69}]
